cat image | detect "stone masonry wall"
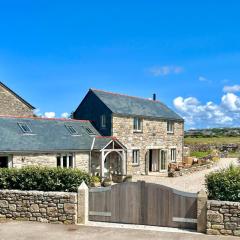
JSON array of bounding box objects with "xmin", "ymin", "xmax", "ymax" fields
[
  {"xmin": 12, "ymin": 154, "xmax": 56, "ymax": 168},
  {"xmin": 207, "ymin": 200, "xmax": 240, "ymax": 237},
  {"xmin": 112, "ymin": 115, "xmax": 184, "ymax": 175},
  {"xmin": 0, "ymin": 84, "xmax": 34, "ymax": 117},
  {"xmin": 0, "ymin": 190, "xmax": 77, "ymax": 224},
  {"xmin": 11, "ymin": 152, "xmax": 89, "ymax": 172}
]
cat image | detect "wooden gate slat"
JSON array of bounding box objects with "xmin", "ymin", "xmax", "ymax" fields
[{"xmin": 88, "ymin": 181, "xmax": 197, "ymax": 230}]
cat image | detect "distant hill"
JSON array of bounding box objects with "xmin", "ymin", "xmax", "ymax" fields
[{"xmin": 185, "ymin": 128, "xmax": 240, "ymax": 138}]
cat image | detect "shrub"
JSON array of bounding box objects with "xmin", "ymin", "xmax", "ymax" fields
[
  {"xmin": 190, "ymin": 151, "xmax": 211, "ymax": 158},
  {"xmin": 0, "ymin": 166, "xmax": 91, "ymax": 192},
  {"xmin": 206, "ymin": 165, "xmax": 240, "ymax": 201}
]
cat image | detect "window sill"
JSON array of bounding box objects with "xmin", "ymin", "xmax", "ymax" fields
[
  {"xmin": 167, "ymin": 132, "xmax": 174, "ymax": 134},
  {"xmin": 133, "ymin": 130, "xmax": 143, "ymax": 133},
  {"xmin": 132, "ymin": 163, "xmax": 140, "ymax": 167}
]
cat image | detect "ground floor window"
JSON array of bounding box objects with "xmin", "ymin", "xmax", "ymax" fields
[
  {"xmin": 0, "ymin": 156, "xmax": 8, "ymax": 168},
  {"xmin": 170, "ymin": 149, "xmax": 176, "ymax": 162},
  {"xmin": 57, "ymin": 154, "xmax": 74, "ymax": 168},
  {"xmin": 132, "ymin": 150, "xmax": 140, "ymax": 165}
]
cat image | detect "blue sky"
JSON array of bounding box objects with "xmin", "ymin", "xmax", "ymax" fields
[{"xmin": 0, "ymin": 1, "xmax": 240, "ymax": 129}]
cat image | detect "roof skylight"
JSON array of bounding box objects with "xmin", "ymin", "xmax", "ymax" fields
[
  {"xmin": 65, "ymin": 125, "xmax": 78, "ymax": 135},
  {"xmin": 85, "ymin": 127, "xmax": 95, "ymax": 135},
  {"xmin": 18, "ymin": 122, "xmax": 32, "ymax": 133}
]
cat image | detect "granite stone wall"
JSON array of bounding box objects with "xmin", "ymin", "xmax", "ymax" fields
[
  {"xmin": 0, "ymin": 84, "xmax": 34, "ymax": 117},
  {"xmin": 0, "ymin": 190, "xmax": 77, "ymax": 224},
  {"xmin": 112, "ymin": 115, "xmax": 184, "ymax": 175},
  {"xmin": 207, "ymin": 200, "xmax": 240, "ymax": 237},
  {"xmin": 10, "ymin": 152, "xmax": 89, "ymax": 172}
]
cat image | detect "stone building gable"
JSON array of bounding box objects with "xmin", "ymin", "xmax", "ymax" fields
[
  {"xmin": 112, "ymin": 115, "xmax": 184, "ymax": 175},
  {"xmin": 0, "ymin": 82, "xmax": 35, "ymax": 117}
]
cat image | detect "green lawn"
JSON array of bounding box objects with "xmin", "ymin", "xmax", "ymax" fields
[{"xmin": 184, "ymin": 136, "xmax": 240, "ymax": 145}]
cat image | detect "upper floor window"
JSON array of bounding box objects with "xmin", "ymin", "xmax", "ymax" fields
[
  {"xmin": 133, "ymin": 117, "xmax": 142, "ymax": 132},
  {"xmin": 170, "ymin": 148, "xmax": 176, "ymax": 162},
  {"xmin": 167, "ymin": 121, "xmax": 174, "ymax": 133},
  {"xmin": 132, "ymin": 150, "xmax": 140, "ymax": 165},
  {"xmin": 57, "ymin": 154, "xmax": 74, "ymax": 168},
  {"xmin": 101, "ymin": 115, "xmax": 106, "ymax": 128}
]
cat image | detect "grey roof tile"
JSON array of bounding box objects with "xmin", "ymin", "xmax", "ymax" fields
[
  {"xmin": 0, "ymin": 117, "xmax": 102, "ymax": 152},
  {"xmin": 91, "ymin": 89, "xmax": 183, "ymax": 121}
]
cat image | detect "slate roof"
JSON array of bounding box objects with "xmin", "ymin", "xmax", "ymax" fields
[
  {"xmin": 90, "ymin": 89, "xmax": 183, "ymax": 121},
  {"xmin": 0, "ymin": 82, "xmax": 35, "ymax": 110},
  {"xmin": 93, "ymin": 137, "xmax": 116, "ymax": 150},
  {"xmin": 0, "ymin": 116, "xmax": 115, "ymax": 152}
]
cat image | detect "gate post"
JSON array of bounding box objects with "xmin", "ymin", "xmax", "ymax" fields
[
  {"xmin": 197, "ymin": 189, "xmax": 208, "ymax": 233},
  {"xmin": 77, "ymin": 181, "xmax": 89, "ymax": 224},
  {"xmin": 139, "ymin": 180, "xmax": 146, "ymax": 225}
]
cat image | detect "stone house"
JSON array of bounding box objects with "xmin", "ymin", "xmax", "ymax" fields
[
  {"xmin": 0, "ymin": 116, "xmax": 127, "ymax": 178},
  {"xmin": 74, "ymin": 89, "xmax": 184, "ymax": 176},
  {"xmin": 0, "ymin": 85, "xmax": 184, "ymax": 179},
  {"xmin": 0, "ymin": 82, "xmax": 35, "ymax": 117}
]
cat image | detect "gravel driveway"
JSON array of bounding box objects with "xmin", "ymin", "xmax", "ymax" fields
[{"xmin": 133, "ymin": 158, "xmax": 238, "ymax": 193}]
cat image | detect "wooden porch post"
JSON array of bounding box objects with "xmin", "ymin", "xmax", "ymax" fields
[
  {"xmin": 101, "ymin": 151, "xmax": 105, "ymax": 178},
  {"xmin": 122, "ymin": 151, "xmax": 127, "ymax": 175}
]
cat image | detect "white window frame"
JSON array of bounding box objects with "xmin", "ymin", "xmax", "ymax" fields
[
  {"xmin": 133, "ymin": 117, "xmax": 142, "ymax": 132},
  {"xmin": 132, "ymin": 149, "xmax": 140, "ymax": 165},
  {"xmin": 57, "ymin": 154, "xmax": 75, "ymax": 168},
  {"xmin": 167, "ymin": 121, "xmax": 174, "ymax": 133},
  {"xmin": 170, "ymin": 148, "xmax": 177, "ymax": 163},
  {"xmin": 101, "ymin": 115, "xmax": 107, "ymax": 128}
]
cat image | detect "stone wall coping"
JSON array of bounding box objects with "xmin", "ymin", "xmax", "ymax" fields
[
  {"xmin": 0, "ymin": 189, "xmax": 77, "ymax": 197},
  {"xmin": 208, "ymin": 200, "xmax": 240, "ymax": 206}
]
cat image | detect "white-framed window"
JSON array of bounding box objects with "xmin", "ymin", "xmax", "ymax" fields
[
  {"xmin": 133, "ymin": 117, "xmax": 142, "ymax": 131},
  {"xmin": 101, "ymin": 115, "xmax": 106, "ymax": 128},
  {"xmin": 132, "ymin": 150, "xmax": 140, "ymax": 165},
  {"xmin": 57, "ymin": 154, "xmax": 74, "ymax": 168},
  {"xmin": 170, "ymin": 148, "xmax": 176, "ymax": 162},
  {"xmin": 167, "ymin": 121, "xmax": 174, "ymax": 133}
]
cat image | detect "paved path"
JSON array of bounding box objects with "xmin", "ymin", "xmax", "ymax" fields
[
  {"xmin": 133, "ymin": 158, "xmax": 238, "ymax": 193},
  {"xmin": 0, "ymin": 221, "xmax": 237, "ymax": 240}
]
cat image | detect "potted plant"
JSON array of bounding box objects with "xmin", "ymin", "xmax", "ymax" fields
[
  {"xmin": 103, "ymin": 177, "xmax": 113, "ymax": 187},
  {"xmin": 91, "ymin": 176, "xmax": 101, "ymax": 187}
]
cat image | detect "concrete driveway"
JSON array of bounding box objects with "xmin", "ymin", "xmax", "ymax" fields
[{"xmin": 0, "ymin": 221, "xmax": 237, "ymax": 240}]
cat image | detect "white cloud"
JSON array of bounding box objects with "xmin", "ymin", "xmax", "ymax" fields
[
  {"xmin": 223, "ymin": 85, "xmax": 240, "ymax": 93},
  {"xmin": 61, "ymin": 112, "xmax": 69, "ymax": 118},
  {"xmin": 198, "ymin": 76, "xmax": 207, "ymax": 82},
  {"xmin": 44, "ymin": 112, "xmax": 56, "ymax": 118},
  {"xmin": 173, "ymin": 91, "xmax": 240, "ymax": 128},
  {"xmin": 148, "ymin": 65, "xmax": 183, "ymax": 76},
  {"xmin": 221, "ymin": 93, "xmax": 240, "ymax": 111}
]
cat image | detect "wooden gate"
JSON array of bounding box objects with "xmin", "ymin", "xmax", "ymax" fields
[{"xmin": 89, "ymin": 181, "xmax": 197, "ymax": 229}]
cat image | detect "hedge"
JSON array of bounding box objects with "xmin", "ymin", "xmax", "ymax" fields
[
  {"xmin": 206, "ymin": 165, "xmax": 240, "ymax": 201},
  {"xmin": 0, "ymin": 166, "xmax": 92, "ymax": 192}
]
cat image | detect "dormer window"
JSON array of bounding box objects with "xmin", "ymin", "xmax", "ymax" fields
[
  {"xmin": 167, "ymin": 121, "xmax": 174, "ymax": 133},
  {"xmin": 101, "ymin": 115, "xmax": 106, "ymax": 128},
  {"xmin": 133, "ymin": 117, "xmax": 142, "ymax": 132},
  {"xmin": 18, "ymin": 122, "xmax": 32, "ymax": 133}
]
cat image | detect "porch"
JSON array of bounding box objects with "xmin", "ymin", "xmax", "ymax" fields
[{"xmin": 91, "ymin": 137, "xmax": 127, "ymax": 181}]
